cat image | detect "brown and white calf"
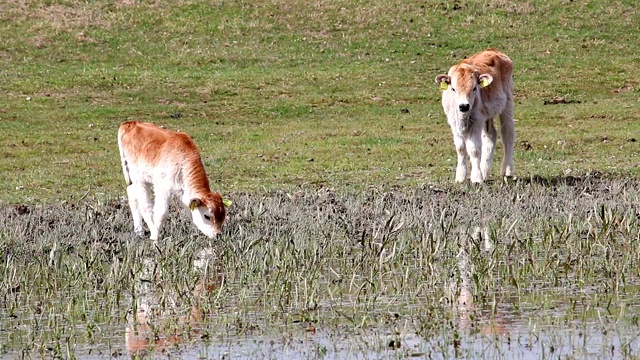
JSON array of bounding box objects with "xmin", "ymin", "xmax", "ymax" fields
[
  {"xmin": 118, "ymin": 121, "xmax": 227, "ymax": 240},
  {"xmin": 435, "ymin": 48, "xmax": 515, "ymax": 183}
]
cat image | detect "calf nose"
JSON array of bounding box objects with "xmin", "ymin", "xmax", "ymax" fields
[{"xmin": 459, "ymin": 104, "xmax": 470, "ymax": 112}]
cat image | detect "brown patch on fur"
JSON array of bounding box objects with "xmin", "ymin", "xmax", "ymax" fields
[
  {"xmin": 119, "ymin": 121, "xmax": 199, "ymax": 164},
  {"xmin": 202, "ymin": 192, "xmax": 227, "ymax": 228},
  {"xmin": 451, "ymin": 48, "xmax": 513, "ymax": 100},
  {"xmin": 450, "ymin": 64, "xmax": 478, "ymax": 95}
]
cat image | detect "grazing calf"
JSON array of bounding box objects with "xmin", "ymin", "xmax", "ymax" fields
[
  {"xmin": 435, "ymin": 48, "xmax": 515, "ymax": 183},
  {"xmin": 118, "ymin": 121, "xmax": 227, "ymax": 240}
]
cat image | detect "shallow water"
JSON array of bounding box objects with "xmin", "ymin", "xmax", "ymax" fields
[
  {"xmin": 124, "ymin": 281, "xmax": 640, "ymax": 360},
  {"xmin": 4, "ymin": 278, "xmax": 640, "ymax": 359}
]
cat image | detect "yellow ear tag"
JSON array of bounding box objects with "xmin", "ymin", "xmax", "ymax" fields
[
  {"xmin": 480, "ymin": 78, "xmax": 491, "ymax": 88},
  {"xmin": 189, "ymin": 199, "xmax": 199, "ymax": 211},
  {"xmin": 440, "ymin": 81, "xmax": 449, "ymax": 90},
  {"xmin": 222, "ymin": 199, "xmax": 233, "ymax": 208}
]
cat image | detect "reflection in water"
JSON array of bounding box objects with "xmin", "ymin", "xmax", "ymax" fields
[
  {"xmin": 117, "ymin": 228, "xmax": 640, "ymax": 359},
  {"xmin": 451, "ymin": 227, "xmax": 510, "ymax": 337},
  {"xmin": 125, "ymin": 247, "xmax": 223, "ymax": 356}
]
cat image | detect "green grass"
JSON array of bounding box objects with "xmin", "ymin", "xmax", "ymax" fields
[{"xmin": 1, "ymin": 0, "xmax": 640, "ymax": 204}]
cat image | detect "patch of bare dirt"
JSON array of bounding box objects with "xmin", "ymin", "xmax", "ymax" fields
[
  {"xmin": 543, "ymin": 96, "xmax": 581, "ymax": 105},
  {"xmin": 485, "ymin": 0, "xmax": 535, "ymax": 15}
]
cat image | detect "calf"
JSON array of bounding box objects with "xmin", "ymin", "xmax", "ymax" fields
[
  {"xmin": 118, "ymin": 121, "xmax": 227, "ymax": 240},
  {"xmin": 435, "ymin": 48, "xmax": 515, "ymax": 183}
]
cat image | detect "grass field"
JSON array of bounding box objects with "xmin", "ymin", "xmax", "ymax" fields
[
  {"xmin": 1, "ymin": 0, "xmax": 639, "ymax": 204},
  {"xmin": 2, "ymin": 0, "xmax": 640, "ymax": 358}
]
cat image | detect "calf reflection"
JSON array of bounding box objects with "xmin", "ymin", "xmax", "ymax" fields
[
  {"xmin": 126, "ymin": 247, "xmax": 223, "ymax": 356},
  {"xmin": 450, "ymin": 228, "xmax": 511, "ymax": 337}
]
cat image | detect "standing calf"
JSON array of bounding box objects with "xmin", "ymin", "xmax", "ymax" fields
[
  {"xmin": 435, "ymin": 48, "xmax": 515, "ymax": 183},
  {"xmin": 118, "ymin": 121, "xmax": 227, "ymax": 240}
]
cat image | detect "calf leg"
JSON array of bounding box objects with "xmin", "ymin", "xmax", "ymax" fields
[
  {"xmin": 466, "ymin": 129, "xmax": 483, "ymax": 184},
  {"xmin": 499, "ymin": 101, "xmax": 515, "ymax": 177},
  {"xmin": 481, "ymin": 118, "xmax": 497, "ymax": 181},
  {"xmin": 452, "ymin": 133, "xmax": 468, "ymax": 183},
  {"xmin": 151, "ymin": 186, "xmax": 171, "ymax": 241},
  {"xmin": 127, "ymin": 183, "xmax": 154, "ymax": 237}
]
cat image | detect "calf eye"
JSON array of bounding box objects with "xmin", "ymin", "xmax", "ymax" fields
[
  {"xmin": 203, "ymin": 214, "xmax": 211, "ymax": 221},
  {"xmin": 452, "ymin": 88, "xmax": 457, "ymax": 93},
  {"xmin": 473, "ymin": 87, "xmax": 477, "ymax": 91}
]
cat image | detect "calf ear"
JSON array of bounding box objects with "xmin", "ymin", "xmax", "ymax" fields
[
  {"xmin": 435, "ymin": 74, "xmax": 450, "ymax": 90},
  {"xmin": 479, "ymin": 74, "xmax": 493, "ymax": 88},
  {"xmin": 189, "ymin": 198, "xmax": 202, "ymax": 211}
]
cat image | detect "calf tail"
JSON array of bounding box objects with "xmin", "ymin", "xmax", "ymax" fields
[{"xmin": 118, "ymin": 124, "xmax": 133, "ymax": 186}]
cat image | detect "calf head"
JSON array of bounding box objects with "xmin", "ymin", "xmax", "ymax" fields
[
  {"xmin": 189, "ymin": 193, "xmax": 227, "ymax": 238},
  {"xmin": 436, "ymin": 66, "xmax": 493, "ymax": 116}
]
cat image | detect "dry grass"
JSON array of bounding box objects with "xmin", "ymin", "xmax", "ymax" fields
[
  {"xmin": 485, "ymin": 0, "xmax": 535, "ymax": 15},
  {"xmin": 1, "ymin": 1, "xmax": 113, "ymax": 29}
]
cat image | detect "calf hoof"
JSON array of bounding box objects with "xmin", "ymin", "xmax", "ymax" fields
[
  {"xmin": 502, "ymin": 175, "xmax": 516, "ymax": 185},
  {"xmin": 133, "ymin": 229, "xmax": 150, "ymax": 238}
]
